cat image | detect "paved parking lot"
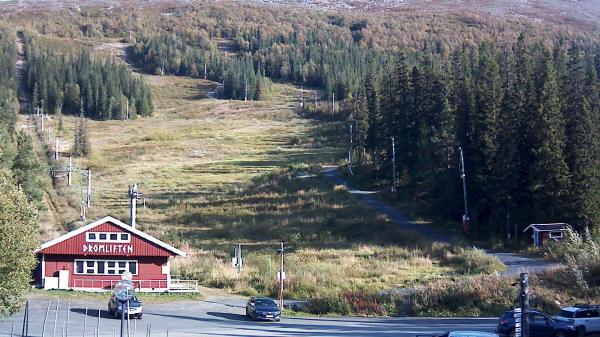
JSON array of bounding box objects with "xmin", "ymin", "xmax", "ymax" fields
[{"xmin": 0, "ymin": 295, "xmax": 497, "ymax": 337}]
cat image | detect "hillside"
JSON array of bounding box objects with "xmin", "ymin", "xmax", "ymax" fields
[
  {"xmin": 246, "ymin": 0, "xmax": 600, "ymax": 28},
  {"xmin": 1, "ymin": 0, "xmax": 599, "ymax": 317}
]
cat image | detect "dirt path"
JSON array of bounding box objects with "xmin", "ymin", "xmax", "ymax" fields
[
  {"xmin": 321, "ymin": 166, "xmax": 561, "ymax": 276},
  {"xmin": 321, "ymin": 166, "xmax": 452, "ymax": 243}
]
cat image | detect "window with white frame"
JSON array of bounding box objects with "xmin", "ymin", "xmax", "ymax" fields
[
  {"xmin": 86, "ymin": 232, "xmax": 131, "ymax": 243},
  {"xmin": 75, "ymin": 259, "xmax": 138, "ymax": 275}
]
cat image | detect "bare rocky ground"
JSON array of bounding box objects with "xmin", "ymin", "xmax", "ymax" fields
[
  {"xmin": 1, "ymin": 0, "xmax": 599, "ymax": 30},
  {"xmin": 243, "ymin": 0, "xmax": 600, "ymax": 27}
]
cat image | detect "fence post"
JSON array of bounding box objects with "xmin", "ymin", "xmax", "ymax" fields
[
  {"xmin": 52, "ymin": 299, "xmax": 60, "ymax": 337},
  {"xmin": 96, "ymin": 309, "xmax": 100, "ymax": 337},
  {"xmin": 22, "ymin": 301, "xmax": 29, "ymax": 337},
  {"xmin": 42, "ymin": 301, "xmax": 51, "ymax": 337},
  {"xmin": 83, "ymin": 307, "xmax": 87, "ymax": 337},
  {"xmin": 66, "ymin": 302, "xmax": 70, "ymax": 337}
]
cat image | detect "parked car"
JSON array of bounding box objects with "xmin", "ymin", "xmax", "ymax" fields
[
  {"xmin": 245, "ymin": 297, "xmax": 281, "ymax": 321},
  {"xmin": 108, "ymin": 294, "xmax": 143, "ymax": 319},
  {"xmin": 496, "ymin": 309, "xmax": 577, "ymax": 337},
  {"xmin": 555, "ymin": 305, "xmax": 600, "ymax": 336},
  {"xmin": 436, "ymin": 332, "xmax": 499, "ymax": 337}
]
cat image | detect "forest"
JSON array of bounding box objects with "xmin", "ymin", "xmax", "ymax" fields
[
  {"xmin": 351, "ymin": 36, "xmax": 600, "ymax": 237},
  {"xmin": 24, "ymin": 35, "xmax": 154, "ymax": 120},
  {"xmin": 0, "ymin": 28, "xmax": 45, "ymax": 207},
  {"xmin": 0, "ymin": 26, "xmax": 41, "ymax": 316},
  {"xmin": 2, "ymin": 1, "xmax": 600, "ymax": 238},
  {"xmin": 122, "ymin": 4, "xmax": 600, "ymax": 237}
]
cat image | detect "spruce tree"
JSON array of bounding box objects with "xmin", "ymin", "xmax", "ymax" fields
[
  {"xmin": 353, "ymin": 84, "xmax": 369, "ymax": 165},
  {"xmin": 0, "ymin": 87, "xmax": 18, "ymax": 135},
  {"xmin": 470, "ymin": 42, "xmax": 502, "ymax": 231},
  {"xmin": 72, "ymin": 116, "xmax": 82, "ymax": 157},
  {"xmin": 388, "ymin": 51, "xmax": 413, "ymax": 175},
  {"xmin": 528, "ymin": 48, "xmax": 571, "ymax": 220},
  {"xmin": 365, "ymin": 69, "xmax": 382, "ymax": 162},
  {"xmin": 564, "ymin": 43, "xmax": 600, "ymax": 229},
  {"xmin": 73, "ymin": 112, "xmax": 91, "ymax": 157},
  {"xmin": 56, "ymin": 106, "xmax": 63, "ymax": 136},
  {"xmin": 11, "ymin": 131, "xmax": 44, "ymax": 205},
  {"xmin": 0, "ymin": 126, "xmax": 14, "ymax": 169}
]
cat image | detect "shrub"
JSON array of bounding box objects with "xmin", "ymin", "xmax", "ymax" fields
[
  {"xmin": 333, "ymin": 184, "xmax": 348, "ymax": 193},
  {"xmin": 450, "ymin": 248, "xmax": 506, "ymax": 274},
  {"xmin": 305, "ymin": 295, "xmax": 352, "ymax": 315},
  {"xmin": 412, "ymin": 276, "xmax": 517, "ymax": 317},
  {"xmin": 343, "ymin": 291, "xmax": 389, "ymax": 316},
  {"xmin": 545, "ymin": 228, "xmax": 600, "ymax": 295}
]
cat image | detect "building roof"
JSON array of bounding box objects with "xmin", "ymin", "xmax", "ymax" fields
[
  {"xmin": 36, "ymin": 216, "xmax": 186, "ymax": 257},
  {"xmin": 523, "ymin": 223, "xmax": 570, "ymax": 233}
]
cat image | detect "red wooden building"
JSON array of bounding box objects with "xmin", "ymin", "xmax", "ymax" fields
[{"xmin": 35, "ymin": 216, "xmax": 191, "ymax": 292}]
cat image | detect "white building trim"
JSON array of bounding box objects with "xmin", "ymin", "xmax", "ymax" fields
[
  {"xmin": 41, "ymin": 253, "xmax": 45, "ymax": 287},
  {"xmin": 35, "ymin": 216, "xmax": 186, "ymax": 257}
]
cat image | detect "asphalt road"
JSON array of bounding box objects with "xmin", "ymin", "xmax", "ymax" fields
[{"xmin": 0, "ymin": 297, "xmax": 497, "ymax": 337}]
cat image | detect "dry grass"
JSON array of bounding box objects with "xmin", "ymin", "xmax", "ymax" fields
[
  {"xmin": 26, "ymin": 59, "xmax": 504, "ymax": 309},
  {"xmin": 173, "ymin": 245, "xmax": 454, "ymax": 300}
]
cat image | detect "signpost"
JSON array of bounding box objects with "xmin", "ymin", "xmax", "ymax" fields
[
  {"xmin": 114, "ymin": 272, "xmax": 134, "ymax": 337},
  {"xmin": 514, "ymin": 307, "xmax": 522, "ymax": 337},
  {"xmin": 276, "ymin": 242, "xmax": 285, "ymax": 310},
  {"xmin": 513, "ymin": 273, "xmax": 530, "ymax": 337},
  {"xmin": 231, "ymin": 243, "xmax": 243, "ymax": 273}
]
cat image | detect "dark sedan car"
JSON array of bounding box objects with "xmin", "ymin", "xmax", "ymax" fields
[
  {"xmin": 496, "ymin": 309, "xmax": 577, "ymax": 337},
  {"xmin": 245, "ymin": 297, "xmax": 281, "ymax": 321},
  {"xmin": 108, "ymin": 294, "xmax": 143, "ymax": 319}
]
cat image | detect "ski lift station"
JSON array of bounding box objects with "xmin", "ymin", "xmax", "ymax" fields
[{"xmin": 34, "ymin": 216, "xmax": 197, "ymax": 292}]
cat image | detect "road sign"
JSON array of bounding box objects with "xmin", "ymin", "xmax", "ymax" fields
[
  {"xmin": 277, "ymin": 271, "xmax": 286, "ymax": 281},
  {"xmin": 514, "ymin": 307, "xmax": 522, "ymax": 337},
  {"xmin": 114, "ymin": 280, "xmax": 134, "ymax": 302}
]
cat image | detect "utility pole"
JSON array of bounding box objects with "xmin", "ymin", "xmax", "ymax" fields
[
  {"xmin": 514, "ymin": 273, "xmax": 530, "ymax": 337},
  {"xmin": 54, "ymin": 137, "xmax": 59, "ymax": 160},
  {"xmin": 458, "ymin": 146, "xmax": 470, "ymax": 234},
  {"xmin": 68, "ymin": 156, "xmax": 72, "ymax": 186},
  {"xmin": 204, "ymin": 63, "xmax": 207, "ymax": 80},
  {"xmin": 86, "ymin": 169, "xmax": 92, "ymax": 208},
  {"xmin": 233, "ymin": 243, "xmax": 242, "ymax": 273},
  {"xmin": 314, "ymin": 91, "xmax": 318, "ymax": 109},
  {"xmin": 129, "ymin": 184, "xmax": 143, "ymax": 228},
  {"xmin": 244, "ymin": 79, "xmax": 248, "ymax": 101},
  {"xmin": 126, "ymin": 99, "xmax": 129, "ymax": 120},
  {"xmin": 300, "ymin": 86, "xmax": 304, "ymax": 109},
  {"xmin": 80, "ymin": 200, "xmax": 86, "ymax": 222},
  {"xmin": 391, "ymin": 136, "xmax": 396, "ymax": 201},
  {"xmin": 277, "ymin": 242, "xmax": 285, "ymax": 310},
  {"xmin": 332, "ymin": 93, "xmax": 335, "ymax": 116},
  {"xmin": 348, "ymin": 124, "xmax": 353, "ymax": 175}
]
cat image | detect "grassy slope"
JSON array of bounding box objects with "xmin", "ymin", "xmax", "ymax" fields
[
  {"xmin": 32, "ymin": 70, "xmax": 467, "ymax": 298},
  {"xmin": 22, "ymin": 35, "xmax": 508, "ymax": 311}
]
